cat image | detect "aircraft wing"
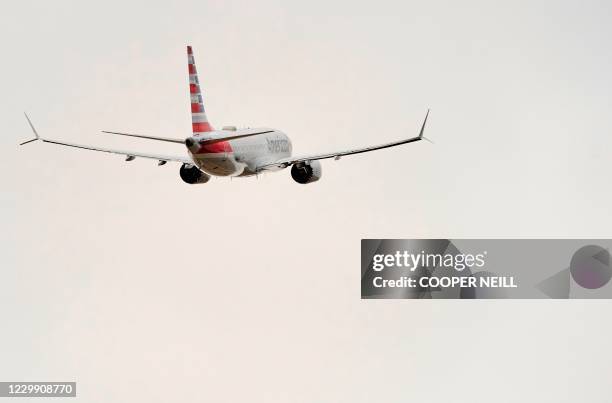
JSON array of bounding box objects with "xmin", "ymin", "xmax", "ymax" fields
[
  {"xmin": 21, "ymin": 114, "xmax": 192, "ymax": 165},
  {"xmin": 257, "ymin": 110, "xmax": 430, "ymax": 171}
]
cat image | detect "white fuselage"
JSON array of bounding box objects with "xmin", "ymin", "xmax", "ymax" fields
[{"xmin": 187, "ymin": 128, "xmax": 292, "ymax": 177}]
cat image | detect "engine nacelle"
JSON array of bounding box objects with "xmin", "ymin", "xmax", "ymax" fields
[
  {"xmin": 180, "ymin": 163, "xmax": 210, "ymax": 184},
  {"xmin": 290, "ymin": 161, "xmax": 322, "ymax": 184}
]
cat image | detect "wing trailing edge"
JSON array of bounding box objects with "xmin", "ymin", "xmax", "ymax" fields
[{"xmin": 101, "ymin": 131, "xmax": 185, "ymax": 144}]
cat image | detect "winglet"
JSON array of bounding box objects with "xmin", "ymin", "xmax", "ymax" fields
[
  {"xmin": 418, "ymin": 109, "xmax": 434, "ymax": 144},
  {"xmin": 20, "ymin": 112, "xmax": 41, "ymax": 145},
  {"xmin": 418, "ymin": 109, "xmax": 430, "ymax": 139}
]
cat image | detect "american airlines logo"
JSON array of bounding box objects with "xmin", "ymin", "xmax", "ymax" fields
[{"xmin": 266, "ymin": 138, "xmax": 289, "ymax": 153}]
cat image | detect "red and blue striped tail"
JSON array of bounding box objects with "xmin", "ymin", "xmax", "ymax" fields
[{"xmin": 187, "ymin": 46, "xmax": 214, "ymax": 134}]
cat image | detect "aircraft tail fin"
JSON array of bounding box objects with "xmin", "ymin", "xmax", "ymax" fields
[{"xmin": 187, "ymin": 46, "xmax": 214, "ymax": 134}]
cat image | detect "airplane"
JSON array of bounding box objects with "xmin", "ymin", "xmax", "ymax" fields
[{"xmin": 21, "ymin": 46, "xmax": 430, "ymax": 185}]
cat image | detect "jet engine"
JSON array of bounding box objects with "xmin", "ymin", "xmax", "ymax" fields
[
  {"xmin": 290, "ymin": 161, "xmax": 322, "ymax": 184},
  {"xmin": 180, "ymin": 163, "xmax": 210, "ymax": 184}
]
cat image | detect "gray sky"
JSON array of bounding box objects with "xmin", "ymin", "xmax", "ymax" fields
[{"xmin": 2, "ymin": 0, "xmax": 612, "ymax": 402}]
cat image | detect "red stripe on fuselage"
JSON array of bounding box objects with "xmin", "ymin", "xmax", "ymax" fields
[
  {"xmin": 191, "ymin": 103, "xmax": 203, "ymax": 113},
  {"xmin": 189, "ymin": 84, "xmax": 200, "ymax": 94},
  {"xmin": 188, "ymin": 64, "xmax": 196, "ymax": 74},
  {"xmin": 195, "ymin": 141, "xmax": 232, "ymax": 154}
]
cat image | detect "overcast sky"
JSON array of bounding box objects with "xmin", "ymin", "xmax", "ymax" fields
[{"xmin": 2, "ymin": 0, "xmax": 612, "ymax": 402}]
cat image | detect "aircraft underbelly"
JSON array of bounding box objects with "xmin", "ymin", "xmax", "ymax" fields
[{"xmin": 195, "ymin": 153, "xmax": 243, "ymax": 176}]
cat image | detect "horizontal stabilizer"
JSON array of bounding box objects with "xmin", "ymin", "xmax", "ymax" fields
[
  {"xmin": 101, "ymin": 131, "xmax": 184, "ymax": 144},
  {"xmin": 199, "ymin": 130, "xmax": 273, "ymax": 145}
]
